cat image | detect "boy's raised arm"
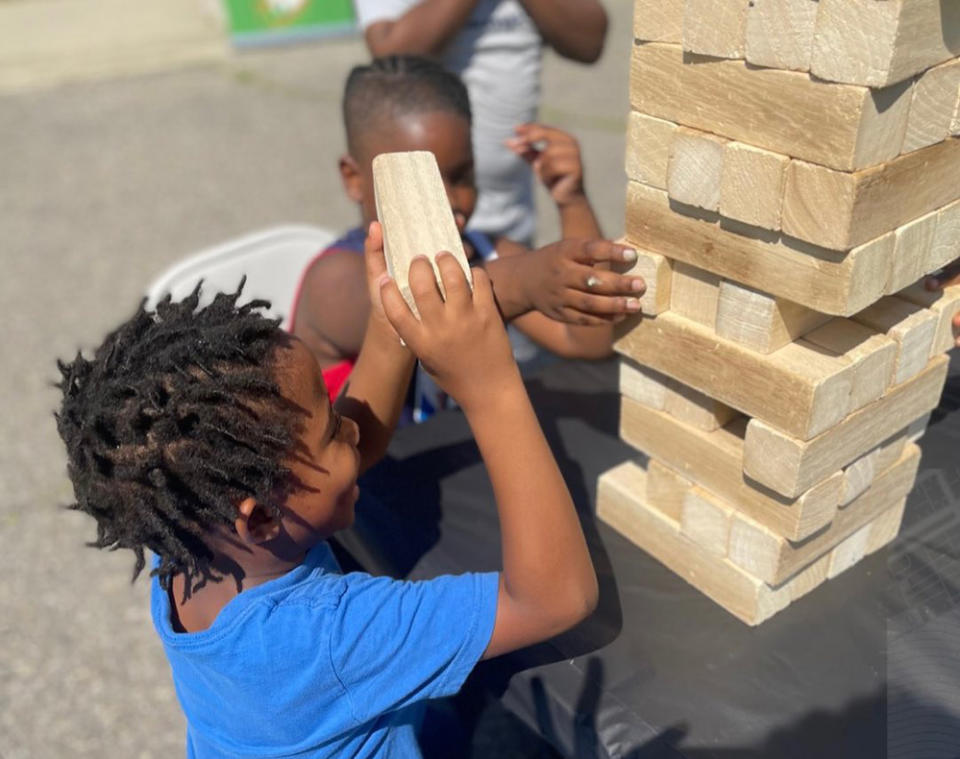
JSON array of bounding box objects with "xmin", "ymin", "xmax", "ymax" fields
[
  {"xmin": 335, "ymin": 223, "xmax": 416, "ymax": 473},
  {"xmin": 363, "ymin": 0, "xmax": 480, "ymax": 58},
  {"xmin": 380, "ymin": 253, "xmax": 598, "ymax": 658}
]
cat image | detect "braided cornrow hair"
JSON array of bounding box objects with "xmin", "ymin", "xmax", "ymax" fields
[{"xmin": 55, "ymin": 282, "xmax": 301, "ymax": 591}]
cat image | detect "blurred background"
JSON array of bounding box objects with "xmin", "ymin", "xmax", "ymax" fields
[{"xmin": 0, "ymin": 1, "xmax": 631, "ymax": 756}]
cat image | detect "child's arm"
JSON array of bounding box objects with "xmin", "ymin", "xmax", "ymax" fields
[
  {"xmin": 380, "ymin": 254, "xmax": 598, "ymax": 658},
  {"xmin": 518, "ymin": 0, "xmax": 607, "ymax": 63},
  {"xmin": 363, "ymin": 0, "xmax": 480, "ymax": 57},
  {"xmin": 334, "ymin": 224, "xmax": 416, "ymax": 473}
]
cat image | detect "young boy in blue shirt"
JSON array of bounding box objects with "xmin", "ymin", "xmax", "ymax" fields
[{"xmin": 55, "ymin": 223, "xmax": 599, "ymax": 757}]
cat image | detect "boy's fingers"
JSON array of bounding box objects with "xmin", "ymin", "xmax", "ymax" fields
[
  {"xmin": 567, "ymin": 292, "xmax": 642, "ymax": 317},
  {"xmin": 470, "ymin": 267, "xmax": 498, "ymax": 312},
  {"xmin": 559, "ymin": 308, "xmax": 625, "ymax": 327},
  {"xmin": 568, "ymin": 266, "xmax": 646, "ymax": 296},
  {"xmin": 408, "ymin": 255, "xmax": 445, "ymax": 321},
  {"xmin": 380, "ymin": 277, "xmax": 421, "ymax": 345},
  {"xmin": 435, "ymin": 252, "xmax": 471, "ymax": 310},
  {"xmin": 364, "ymin": 221, "xmax": 387, "ymax": 280}
]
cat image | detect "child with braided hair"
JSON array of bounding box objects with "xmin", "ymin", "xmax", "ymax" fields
[{"xmin": 56, "ymin": 223, "xmax": 598, "ymax": 758}]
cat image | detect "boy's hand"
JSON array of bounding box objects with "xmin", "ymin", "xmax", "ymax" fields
[
  {"xmin": 925, "ymin": 258, "xmax": 960, "ymax": 348},
  {"xmin": 380, "ymin": 252, "xmax": 519, "ymax": 412},
  {"xmin": 506, "ymin": 123, "xmax": 586, "ymax": 208},
  {"xmin": 522, "ymin": 239, "xmax": 646, "ymax": 325},
  {"xmin": 363, "ymin": 222, "xmax": 403, "ymax": 338}
]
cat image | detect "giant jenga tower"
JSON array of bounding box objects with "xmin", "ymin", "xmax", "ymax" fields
[{"xmin": 598, "ymin": 0, "xmax": 960, "ymax": 625}]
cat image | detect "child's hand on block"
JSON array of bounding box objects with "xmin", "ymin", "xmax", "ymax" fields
[{"xmin": 379, "ymin": 254, "xmax": 518, "ymax": 412}]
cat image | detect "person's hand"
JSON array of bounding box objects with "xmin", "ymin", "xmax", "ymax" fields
[
  {"xmin": 521, "ymin": 239, "xmax": 646, "ymax": 325},
  {"xmin": 379, "ymin": 252, "xmax": 519, "ymax": 411},
  {"xmin": 925, "ymin": 258, "xmax": 960, "ymax": 348},
  {"xmin": 363, "ymin": 221, "xmax": 399, "ymax": 335},
  {"xmin": 506, "ymin": 123, "xmax": 586, "ymax": 208}
]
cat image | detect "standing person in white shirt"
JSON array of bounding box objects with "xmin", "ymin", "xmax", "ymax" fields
[{"xmin": 353, "ymin": 0, "xmax": 608, "ymax": 247}]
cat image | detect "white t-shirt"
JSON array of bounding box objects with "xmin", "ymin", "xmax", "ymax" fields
[{"xmin": 354, "ymin": 0, "xmax": 542, "ymax": 243}]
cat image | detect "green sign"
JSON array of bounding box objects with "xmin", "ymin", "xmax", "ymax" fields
[{"xmin": 222, "ymin": 0, "xmax": 356, "ymax": 46}]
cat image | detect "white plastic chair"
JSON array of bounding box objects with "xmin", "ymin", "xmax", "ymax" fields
[{"xmin": 144, "ymin": 225, "xmax": 336, "ymax": 331}]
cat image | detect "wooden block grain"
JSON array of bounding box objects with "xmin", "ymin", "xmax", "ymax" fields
[
  {"xmin": 630, "ymin": 42, "xmax": 912, "ymax": 172},
  {"xmin": 617, "ymin": 310, "xmax": 855, "ymax": 440},
  {"xmin": 620, "ymin": 398, "xmax": 843, "ymax": 541},
  {"xmin": 718, "ymin": 142, "xmax": 788, "ymax": 230},
  {"xmin": 682, "ymin": 0, "xmax": 749, "ymax": 59},
  {"xmin": 667, "ymin": 128, "xmax": 727, "ymax": 211},
  {"xmin": 903, "ymin": 59, "xmax": 960, "ymax": 154},
  {"xmin": 626, "ymin": 181, "xmax": 892, "ymax": 316},
  {"xmin": 715, "ymin": 281, "xmax": 829, "ymax": 354},
  {"xmin": 803, "ymin": 319, "xmax": 897, "ymax": 413},
  {"xmin": 898, "ymin": 282, "xmax": 960, "ymax": 356},
  {"xmin": 839, "ymin": 449, "xmax": 878, "ymax": 508},
  {"xmin": 647, "ymin": 459, "xmax": 693, "ymax": 521},
  {"xmin": 907, "ymin": 412, "xmax": 932, "ymax": 443},
  {"xmin": 728, "ymin": 445, "xmax": 920, "ymax": 584},
  {"xmin": 625, "ymin": 111, "xmax": 678, "ymax": 190},
  {"xmin": 682, "ymin": 486, "xmax": 734, "ymax": 556},
  {"xmin": 781, "ymin": 139, "xmax": 960, "ymax": 252},
  {"xmin": 669, "ymin": 261, "xmax": 720, "ymax": 328},
  {"xmin": 810, "ymin": 0, "xmax": 960, "ymax": 89},
  {"xmin": 853, "ymin": 297, "xmax": 938, "ymax": 385},
  {"xmin": 929, "ymin": 199, "xmax": 960, "ymax": 274},
  {"xmin": 874, "ymin": 429, "xmax": 910, "ymax": 477},
  {"xmin": 827, "ymin": 524, "xmax": 871, "ymax": 579},
  {"xmin": 743, "ymin": 355, "xmax": 949, "ymax": 497},
  {"xmin": 664, "ymin": 380, "xmax": 739, "ymax": 432},
  {"xmin": 619, "ymin": 358, "xmax": 670, "ymax": 411},
  {"xmin": 865, "ymin": 499, "xmax": 907, "ymax": 555},
  {"xmin": 372, "ymin": 151, "xmax": 472, "ymax": 316},
  {"xmin": 887, "ymin": 210, "xmax": 940, "ymax": 295},
  {"xmin": 744, "ymin": 0, "xmax": 818, "ymax": 72},
  {"xmin": 634, "ymin": 0, "xmax": 683, "ymax": 42}
]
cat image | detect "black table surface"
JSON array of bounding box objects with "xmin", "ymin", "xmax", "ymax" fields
[{"xmin": 335, "ymin": 354, "xmax": 960, "ymax": 759}]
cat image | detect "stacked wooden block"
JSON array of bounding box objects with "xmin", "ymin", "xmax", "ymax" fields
[{"xmin": 597, "ymin": 0, "xmax": 960, "ymax": 625}]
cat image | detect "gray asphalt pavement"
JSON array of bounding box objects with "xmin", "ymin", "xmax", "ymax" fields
[{"xmin": 0, "ymin": 7, "xmax": 630, "ymax": 756}]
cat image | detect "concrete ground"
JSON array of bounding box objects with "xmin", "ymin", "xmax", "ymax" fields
[{"xmin": 0, "ymin": 4, "xmax": 631, "ymax": 756}]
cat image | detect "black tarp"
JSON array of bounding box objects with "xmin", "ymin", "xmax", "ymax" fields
[{"xmin": 335, "ymin": 354, "xmax": 960, "ymax": 759}]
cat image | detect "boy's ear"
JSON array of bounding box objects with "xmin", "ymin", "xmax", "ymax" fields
[
  {"xmin": 339, "ymin": 154, "xmax": 365, "ymax": 204},
  {"xmin": 234, "ymin": 497, "xmax": 281, "ymax": 545}
]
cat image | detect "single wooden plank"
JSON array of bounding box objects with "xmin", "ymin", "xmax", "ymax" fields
[
  {"xmin": 682, "ymin": 0, "xmax": 749, "ymax": 59},
  {"xmin": 728, "ymin": 445, "xmax": 920, "ymax": 584},
  {"xmin": 619, "ymin": 358, "xmax": 670, "ymax": 410},
  {"xmin": 743, "ymin": 355, "xmax": 949, "ymax": 497},
  {"xmin": 929, "ymin": 199, "xmax": 960, "ymax": 274},
  {"xmin": 625, "ymin": 111, "xmax": 678, "ymax": 190},
  {"xmin": 622, "ymin": 247, "xmax": 674, "ymax": 316},
  {"xmin": 903, "ymin": 59, "xmax": 960, "ymax": 154},
  {"xmin": 719, "ymin": 142, "xmax": 788, "ymax": 231},
  {"xmin": 647, "ymin": 459, "xmax": 692, "ymax": 521},
  {"xmin": 853, "ymin": 297, "xmax": 938, "ymax": 385},
  {"xmin": 781, "ymin": 138, "xmax": 960, "ymax": 251},
  {"xmin": 827, "ymin": 523, "xmax": 872, "ymax": 579},
  {"xmin": 630, "ymin": 42, "xmax": 912, "ymax": 172},
  {"xmin": 810, "ymin": 0, "xmax": 960, "ymax": 89},
  {"xmin": 886, "ymin": 210, "xmax": 940, "ymax": 295},
  {"xmin": 625, "ymin": 181, "xmax": 893, "ymax": 316},
  {"xmin": 616, "ymin": 309, "xmax": 854, "ymax": 440},
  {"xmin": 597, "ymin": 462, "xmax": 791, "ymax": 625},
  {"xmin": 840, "ymin": 448, "xmax": 878, "ymax": 508},
  {"xmin": 620, "ymin": 398, "xmax": 843, "ymax": 540},
  {"xmin": 744, "ymin": 0, "xmax": 818, "ymax": 72},
  {"xmin": 898, "ymin": 281, "xmax": 960, "ymax": 356},
  {"xmin": 372, "ymin": 151, "xmax": 472, "ymax": 317},
  {"xmin": 664, "ymin": 379, "xmax": 739, "ymax": 432},
  {"xmin": 682, "ymin": 486, "xmax": 735, "ymax": 555},
  {"xmin": 715, "ymin": 280, "xmax": 830, "ymax": 354},
  {"xmin": 803, "ymin": 318, "xmax": 897, "ymax": 413},
  {"xmin": 667, "ymin": 127, "xmax": 727, "ymax": 211},
  {"xmin": 634, "ymin": 0, "xmax": 684, "ymax": 42},
  {"xmin": 669, "ymin": 261, "xmax": 721, "ymax": 328},
  {"xmin": 865, "ymin": 499, "xmax": 908, "ymax": 555}
]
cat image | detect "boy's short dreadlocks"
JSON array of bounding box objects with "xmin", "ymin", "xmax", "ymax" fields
[{"xmin": 55, "ymin": 283, "xmax": 301, "ymax": 591}]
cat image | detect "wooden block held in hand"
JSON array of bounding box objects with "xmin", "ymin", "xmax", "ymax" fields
[
  {"xmin": 743, "ymin": 355, "xmax": 948, "ymax": 497},
  {"xmin": 667, "ymin": 128, "xmax": 727, "ymax": 211},
  {"xmin": 634, "ymin": 0, "xmax": 683, "ymax": 42},
  {"xmin": 682, "ymin": 0, "xmax": 749, "ymax": 59},
  {"xmin": 719, "ymin": 142, "xmax": 788, "ymax": 230},
  {"xmin": 372, "ymin": 151, "xmax": 472, "ymax": 317},
  {"xmin": 903, "ymin": 59, "xmax": 960, "ymax": 154},
  {"xmin": 853, "ymin": 297, "xmax": 937, "ymax": 385},
  {"xmin": 625, "ymin": 111, "xmax": 678, "ymax": 190},
  {"xmin": 619, "ymin": 241, "xmax": 673, "ymax": 316},
  {"xmin": 630, "ymin": 42, "xmax": 912, "ymax": 172},
  {"xmin": 803, "ymin": 318, "xmax": 897, "ymax": 413},
  {"xmin": 744, "ymin": 0, "xmax": 818, "ymax": 72},
  {"xmin": 811, "ymin": 0, "xmax": 960, "ymax": 88},
  {"xmin": 716, "ymin": 281, "xmax": 829, "ymax": 354},
  {"xmin": 670, "ymin": 261, "xmax": 721, "ymax": 328}
]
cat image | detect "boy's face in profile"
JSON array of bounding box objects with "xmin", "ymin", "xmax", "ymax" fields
[
  {"xmin": 341, "ymin": 110, "xmax": 477, "ymax": 234},
  {"xmin": 274, "ymin": 340, "xmax": 362, "ymax": 545}
]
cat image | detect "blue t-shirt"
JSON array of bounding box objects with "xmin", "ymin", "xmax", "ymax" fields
[{"xmin": 151, "ymin": 542, "xmax": 499, "ymax": 758}]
